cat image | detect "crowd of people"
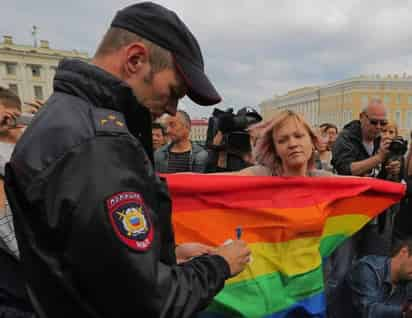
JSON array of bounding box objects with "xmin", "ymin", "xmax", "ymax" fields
[
  {"xmin": 150, "ymin": 99, "xmax": 412, "ymax": 318},
  {"xmin": 1, "ymin": 2, "xmax": 412, "ymax": 318}
]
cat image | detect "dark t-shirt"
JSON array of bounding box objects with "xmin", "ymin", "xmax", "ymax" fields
[{"xmin": 167, "ymin": 151, "xmax": 190, "ymax": 173}]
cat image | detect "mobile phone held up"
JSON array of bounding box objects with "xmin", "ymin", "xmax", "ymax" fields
[{"xmin": 14, "ymin": 113, "xmax": 34, "ymax": 126}]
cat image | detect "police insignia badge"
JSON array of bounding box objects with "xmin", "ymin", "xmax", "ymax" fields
[{"xmin": 107, "ymin": 192, "xmax": 153, "ymax": 251}]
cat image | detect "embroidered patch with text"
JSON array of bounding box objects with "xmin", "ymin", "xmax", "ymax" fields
[{"xmin": 107, "ymin": 192, "xmax": 153, "ymax": 252}]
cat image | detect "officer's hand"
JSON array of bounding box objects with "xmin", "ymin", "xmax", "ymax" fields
[
  {"xmin": 385, "ymin": 160, "xmax": 401, "ymax": 176},
  {"xmin": 215, "ymin": 240, "xmax": 251, "ymax": 277},
  {"xmin": 175, "ymin": 243, "xmax": 216, "ymax": 264},
  {"xmin": 378, "ymin": 137, "xmax": 391, "ymax": 160}
]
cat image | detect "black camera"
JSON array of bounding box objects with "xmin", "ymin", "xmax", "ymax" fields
[
  {"xmin": 206, "ymin": 107, "xmax": 262, "ymax": 154},
  {"xmin": 216, "ymin": 107, "xmax": 262, "ymax": 134},
  {"xmin": 205, "ymin": 107, "xmax": 262, "ymax": 172},
  {"xmin": 383, "ymin": 136, "xmax": 408, "ymax": 182},
  {"xmin": 388, "ymin": 136, "xmax": 408, "ymax": 158}
]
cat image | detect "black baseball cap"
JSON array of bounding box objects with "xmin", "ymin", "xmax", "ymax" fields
[{"xmin": 111, "ymin": 2, "xmax": 222, "ymax": 106}]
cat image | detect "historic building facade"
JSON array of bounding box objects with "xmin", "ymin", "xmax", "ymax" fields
[
  {"xmin": 260, "ymin": 75, "xmax": 412, "ymax": 137},
  {"xmin": 0, "ymin": 35, "xmax": 89, "ymax": 107}
]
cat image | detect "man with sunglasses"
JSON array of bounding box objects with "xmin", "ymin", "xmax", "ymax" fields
[
  {"xmin": 332, "ymin": 98, "xmax": 393, "ymax": 178},
  {"xmin": 327, "ymin": 99, "xmax": 399, "ymax": 318}
]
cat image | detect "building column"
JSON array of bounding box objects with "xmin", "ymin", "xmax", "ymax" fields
[{"xmin": 15, "ymin": 62, "xmax": 24, "ymax": 102}]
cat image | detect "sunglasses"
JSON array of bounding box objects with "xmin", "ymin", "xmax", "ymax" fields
[{"xmin": 364, "ymin": 114, "xmax": 388, "ymax": 126}]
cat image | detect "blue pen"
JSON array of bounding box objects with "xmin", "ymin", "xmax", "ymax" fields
[{"xmin": 236, "ymin": 227, "xmax": 242, "ymax": 240}]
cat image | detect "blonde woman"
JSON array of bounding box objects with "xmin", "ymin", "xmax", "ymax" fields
[{"xmin": 236, "ymin": 110, "xmax": 332, "ymax": 177}]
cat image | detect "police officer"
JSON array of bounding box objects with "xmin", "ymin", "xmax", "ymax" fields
[{"xmin": 4, "ymin": 2, "xmax": 251, "ymax": 317}]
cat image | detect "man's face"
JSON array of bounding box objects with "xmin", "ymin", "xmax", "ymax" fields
[
  {"xmin": 130, "ymin": 65, "xmax": 187, "ymax": 120},
  {"xmin": 166, "ymin": 113, "xmax": 189, "ymax": 143},
  {"xmin": 152, "ymin": 128, "xmax": 165, "ymax": 150},
  {"xmin": 360, "ymin": 103, "xmax": 388, "ymax": 141},
  {"xmin": 326, "ymin": 128, "xmax": 337, "ymax": 148},
  {"xmin": 397, "ymin": 248, "xmax": 412, "ymax": 281}
]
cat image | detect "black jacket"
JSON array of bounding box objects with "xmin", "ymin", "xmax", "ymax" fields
[
  {"xmin": 4, "ymin": 59, "xmax": 230, "ymax": 318},
  {"xmin": 332, "ymin": 120, "xmax": 380, "ymax": 176},
  {"xmin": 154, "ymin": 142, "xmax": 208, "ymax": 173}
]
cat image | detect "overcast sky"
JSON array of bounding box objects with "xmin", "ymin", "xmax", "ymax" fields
[{"xmin": 3, "ymin": 0, "xmax": 412, "ymax": 118}]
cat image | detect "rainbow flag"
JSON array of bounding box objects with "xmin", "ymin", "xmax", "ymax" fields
[{"xmin": 165, "ymin": 174, "xmax": 405, "ymax": 318}]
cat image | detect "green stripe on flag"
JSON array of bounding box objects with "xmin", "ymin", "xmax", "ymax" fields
[{"xmin": 205, "ymin": 234, "xmax": 349, "ymax": 317}]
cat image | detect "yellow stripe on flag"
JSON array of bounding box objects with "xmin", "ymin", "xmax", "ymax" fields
[
  {"xmin": 323, "ymin": 214, "xmax": 371, "ymax": 237},
  {"xmin": 227, "ymin": 237, "xmax": 322, "ymax": 285}
]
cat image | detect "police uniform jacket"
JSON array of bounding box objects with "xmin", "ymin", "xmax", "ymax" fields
[{"xmin": 4, "ymin": 59, "xmax": 230, "ymax": 318}]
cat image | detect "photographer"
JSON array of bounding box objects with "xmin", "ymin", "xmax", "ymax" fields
[
  {"xmin": 379, "ymin": 122, "xmax": 406, "ymax": 182},
  {"xmin": 328, "ymin": 100, "xmax": 408, "ymax": 317},
  {"xmin": 205, "ymin": 107, "xmax": 262, "ymax": 173},
  {"xmin": 332, "ymin": 99, "xmax": 398, "ymax": 256}
]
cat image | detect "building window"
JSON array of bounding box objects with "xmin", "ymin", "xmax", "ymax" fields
[
  {"xmin": 396, "ymin": 94, "xmax": 401, "ymax": 105},
  {"xmin": 384, "ymin": 95, "xmax": 391, "ymax": 105},
  {"xmin": 5, "ymin": 63, "xmax": 17, "ymax": 75},
  {"xmin": 342, "ymin": 110, "xmax": 353, "ymax": 123},
  {"xmin": 407, "ymin": 111, "xmax": 412, "ymax": 129},
  {"xmin": 361, "ymin": 95, "xmax": 368, "ymax": 107},
  {"xmin": 34, "ymin": 85, "xmax": 44, "ymax": 100},
  {"xmin": 30, "ymin": 65, "xmax": 41, "ymax": 78},
  {"xmin": 8, "ymin": 84, "xmax": 18, "ymax": 96},
  {"xmin": 395, "ymin": 110, "xmax": 402, "ymax": 128},
  {"xmin": 408, "ymin": 95, "xmax": 412, "ymax": 105}
]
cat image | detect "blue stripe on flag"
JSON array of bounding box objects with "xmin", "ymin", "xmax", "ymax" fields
[
  {"xmin": 265, "ymin": 292, "xmax": 326, "ymax": 318},
  {"xmin": 196, "ymin": 292, "xmax": 326, "ymax": 318}
]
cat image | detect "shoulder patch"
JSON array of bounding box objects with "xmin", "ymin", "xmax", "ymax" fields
[
  {"xmin": 91, "ymin": 108, "xmax": 128, "ymax": 134},
  {"xmin": 107, "ymin": 192, "xmax": 154, "ymax": 251}
]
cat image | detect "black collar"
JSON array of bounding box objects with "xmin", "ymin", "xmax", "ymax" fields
[{"xmin": 54, "ymin": 59, "xmax": 153, "ymax": 162}]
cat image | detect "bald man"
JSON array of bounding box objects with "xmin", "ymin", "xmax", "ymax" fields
[
  {"xmin": 332, "ymin": 99, "xmax": 397, "ymax": 177},
  {"xmin": 328, "ymin": 99, "xmax": 400, "ymax": 317}
]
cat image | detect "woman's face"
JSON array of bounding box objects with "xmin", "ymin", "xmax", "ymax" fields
[
  {"xmin": 382, "ymin": 126, "xmax": 397, "ymax": 139},
  {"xmin": 273, "ymin": 118, "xmax": 314, "ymax": 173}
]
